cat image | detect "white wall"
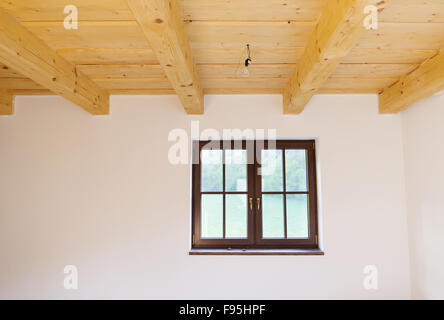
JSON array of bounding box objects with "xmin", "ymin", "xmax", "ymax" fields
[
  {"xmin": 402, "ymin": 93, "xmax": 444, "ymax": 299},
  {"xmin": 0, "ymin": 94, "xmax": 411, "ymax": 299}
]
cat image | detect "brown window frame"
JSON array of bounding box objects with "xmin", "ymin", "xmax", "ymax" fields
[{"xmin": 192, "ymin": 140, "xmax": 319, "ymax": 250}]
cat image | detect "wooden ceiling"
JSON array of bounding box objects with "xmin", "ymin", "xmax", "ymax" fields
[{"xmin": 0, "ymin": 0, "xmax": 443, "ymax": 115}]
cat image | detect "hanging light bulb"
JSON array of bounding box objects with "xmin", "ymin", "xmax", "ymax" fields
[{"xmin": 242, "ymin": 44, "xmax": 252, "ymax": 77}]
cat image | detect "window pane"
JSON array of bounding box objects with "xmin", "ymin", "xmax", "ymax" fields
[
  {"xmin": 201, "ymin": 194, "xmax": 223, "ymax": 238},
  {"xmin": 226, "ymin": 194, "xmax": 248, "ymax": 238},
  {"xmin": 225, "ymin": 150, "xmax": 247, "ymax": 192},
  {"xmin": 287, "ymin": 194, "xmax": 309, "ymax": 238},
  {"xmin": 285, "ymin": 149, "xmax": 308, "ymax": 192},
  {"xmin": 261, "ymin": 150, "xmax": 283, "ymax": 192},
  {"xmin": 201, "ymin": 149, "xmax": 222, "ymax": 192},
  {"xmin": 262, "ymin": 194, "xmax": 284, "ymax": 238}
]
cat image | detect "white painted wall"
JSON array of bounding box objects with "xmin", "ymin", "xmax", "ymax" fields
[
  {"xmin": 402, "ymin": 93, "xmax": 444, "ymax": 299},
  {"xmin": 0, "ymin": 94, "xmax": 411, "ymax": 299}
]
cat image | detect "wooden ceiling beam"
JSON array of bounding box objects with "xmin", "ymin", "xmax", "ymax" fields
[
  {"xmin": 0, "ymin": 90, "xmax": 13, "ymax": 115},
  {"xmin": 379, "ymin": 50, "xmax": 444, "ymax": 113},
  {"xmin": 283, "ymin": 0, "xmax": 390, "ymax": 114},
  {"xmin": 0, "ymin": 8, "xmax": 109, "ymax": 115},
  {"xmin": 127, "ymin": 0, "xmax": 204, "ymax": 114}
]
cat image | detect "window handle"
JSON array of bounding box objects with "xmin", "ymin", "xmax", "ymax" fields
[
  {"xmin": 257, "ymin": 197, "xmax": 261, "ymax": 211},
  {"xmin": 249, "ymin": 197, "xmax": 253, "ymax": 211}
]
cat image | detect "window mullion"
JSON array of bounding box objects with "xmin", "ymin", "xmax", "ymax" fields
[
  {"xmin": 253, "ymin": 142, "xmax": 262, "ymax": 247},
  {"xmin": 248, "ymin": 143, "xmax": 259, "ymax": 247},
  {"xmin": 222, "ymin": 149, "xmax": 226, "ymax": 239},
  {"xmin": 283, "ymin": 148, "xmax": 287, "ymax": 239}
]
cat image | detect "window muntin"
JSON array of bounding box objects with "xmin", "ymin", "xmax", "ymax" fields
[{"xmin": 192, "ymin": 140, "xmax": 319, "ymax": 250}]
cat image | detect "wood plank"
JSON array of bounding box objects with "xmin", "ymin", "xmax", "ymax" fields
[
  {"xmin": 196, "ymin": 63, "xmax": 415, "ymax": 79},
  {"xmin": 356, "ymin": 22, "xmax": 444, "ymax": 50},
  {"xmin": 380, "ymin": 0, "xmax": 444, "ymax": 23},
  {"xmin": 204, "ymin": 88, "xmax": 282, "ymax": 94},
  {"xmin": 186, "ymin": 21, "xmax": 314, "ymax": 49},
  {"xmin": 7, "ymin": 89, "xmax": 53, "ymax": 95},
  {"xmin": 0, "ymin": 0, "xmax": 325, "ymax": 22},
  {"xmin": 343, "ymin": 48, "xmax": 437, "ymax": 64},
  {"xmin": 106, "ymin": 88, "xmax": 285, "ymax": 94},
  {"xmin": 198, "ymin": 64, "xmax": 293, "ymax": 78},
  {"xmin": 0, "ymin": 89, "xmax": 13, "ymax": 114},
  {"xmin": 22, "ymin": 20, "xmax": 315, "ymax": 50},
  {"xmin": 56, "ymin": 47, "xmax": 437, "ymax": 65},
  {"xmin": 108, "ymin": 88, "xmax": 283, "ymax": 94},
  {"xmin": 78, "ymin": 64, "xmax": 295, "ymax": 79},
  {"xmin": 92, "ymin": 78, "xmax": 287, "ymax": 90},
  {"xmin": 195, "ymin": 63, "xmax": 417, "ymax": 79},
  {"xmin": 82, "ymin": 77, "xmax": 396, "ymax": 93},
  {"xmin": 20, "ymin": 20, "xmax": 444, "ymax": 52},
  {"xmin": 127, "ymin": 0, "xmax": 204, "ymax": 114},
  {"xmin": 77, "ymin": 64, "xmax": 166, "ymax": 79},
  {"xmin": 23, "ymin": 21, "xmax": 149, "ymax": 49},
  {"xmin": 0, "ymin": 78, "xmax": 45, "ymax": 90},
  {"xmin": 0, "ymin": 76, "xmax": 398, "ymax": 94},
  {"xmin": 0, "ymin": 77, "xmax": 285, "ymax": 91},
  {"xmin": 283, "ymin": 0, "xmax": 391, "ymax": 114},
  {"xmin": 4, "ymin": 0, "xmax": 444, "ymax": 23},
  {"xmin": 321, "ymin": 77, "xmax": 397, "ymax": 92},
  {"xmin": 9, "ymin": 87, "xmax": 386, "ymax": 95},
  {"xmin": 59, "ymin": 47, "xmax": 305, "ymax": 65},
  {"xmin": 193, "ymin": 48, "xmax": 304, "ymax": 64},
  {"xmin": 180, "ymin": 0, "xmax": 324, "ymax": 22},
  {"xmin": 0, "ymin": 63, "xmax": 23, "ymax": 78},
  {"xmin": 0, "ymin": 9, "xmax": 109, "ymax": 114},
  {"xmin": 8, "ymin": 88, "xmax": 177, "ymax": 95},
  {"xmin": 96, "ymin": 78, "xmax": 172, "ymax": 90},
  {"xmin": 108, "ymin": 89, "xmax": 175, "ymax": 95},
  {"xmin": 202, "ymin": 78, "xmax": 288, "ymax": 89},
  {"xmin": 379, "ymin": 50, "xmax": 444, "ymax": 113},
  {"xmin": 58, "ymin": 48, "xmax": 158, "ymax": 65},
  {"xmin": 331, "ymin": 63, "xmax": 418, "ymax": 78},
  {"xmin": 0, "ymin": 0, "xmax": 134, "ymax": 21}
]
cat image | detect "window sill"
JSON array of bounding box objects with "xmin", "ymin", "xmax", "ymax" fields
[{"xmin": 189, "ymin": 249, "xmax": 324, "ymax": 256}]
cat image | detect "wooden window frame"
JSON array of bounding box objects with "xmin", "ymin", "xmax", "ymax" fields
[{"xmin": 191, "ymin": 140, "xmax": 319, "ymax": 251}]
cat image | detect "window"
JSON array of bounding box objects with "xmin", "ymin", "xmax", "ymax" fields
[{"xmin": 191, "ymin": 140, "xmax": 319, "ymax": 251}]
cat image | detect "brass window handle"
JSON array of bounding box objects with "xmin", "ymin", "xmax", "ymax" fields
[
  {"xmin": 249, "ymin": 197, "xmax": 253, "ymax": 211},
  {"xmin": 257, "ymin": 197, "xmax": 260, "ymax": 211}
]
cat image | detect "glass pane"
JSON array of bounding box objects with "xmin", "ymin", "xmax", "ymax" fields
[
  {"xmin": 201, "ymin": 149, "xmax": 222, "ymax": 192},
  {"xmin": 261, "ymin": 150, "xmax": 283, "ymax": 192},
  {"xmin": 225, "ymin": 150, "xmax": 247, "ymax": 192},
  {"xmin": 287, "ymin": 194, "xmax": 309, "ymax": 238},
  {"xmin": 201, "ymin": 194, "xmax": 223, "ymax": 238},
  {"xmin": 285, "ymin": 149, "xmax": 308, "ymax": 192},
  {"xmin": 226, "ymin": 194, "xmax": 248, "ymax": 238},
  {"xmin": 262, "ymin": 194, "xmax": 284, "ymax": 238}
]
